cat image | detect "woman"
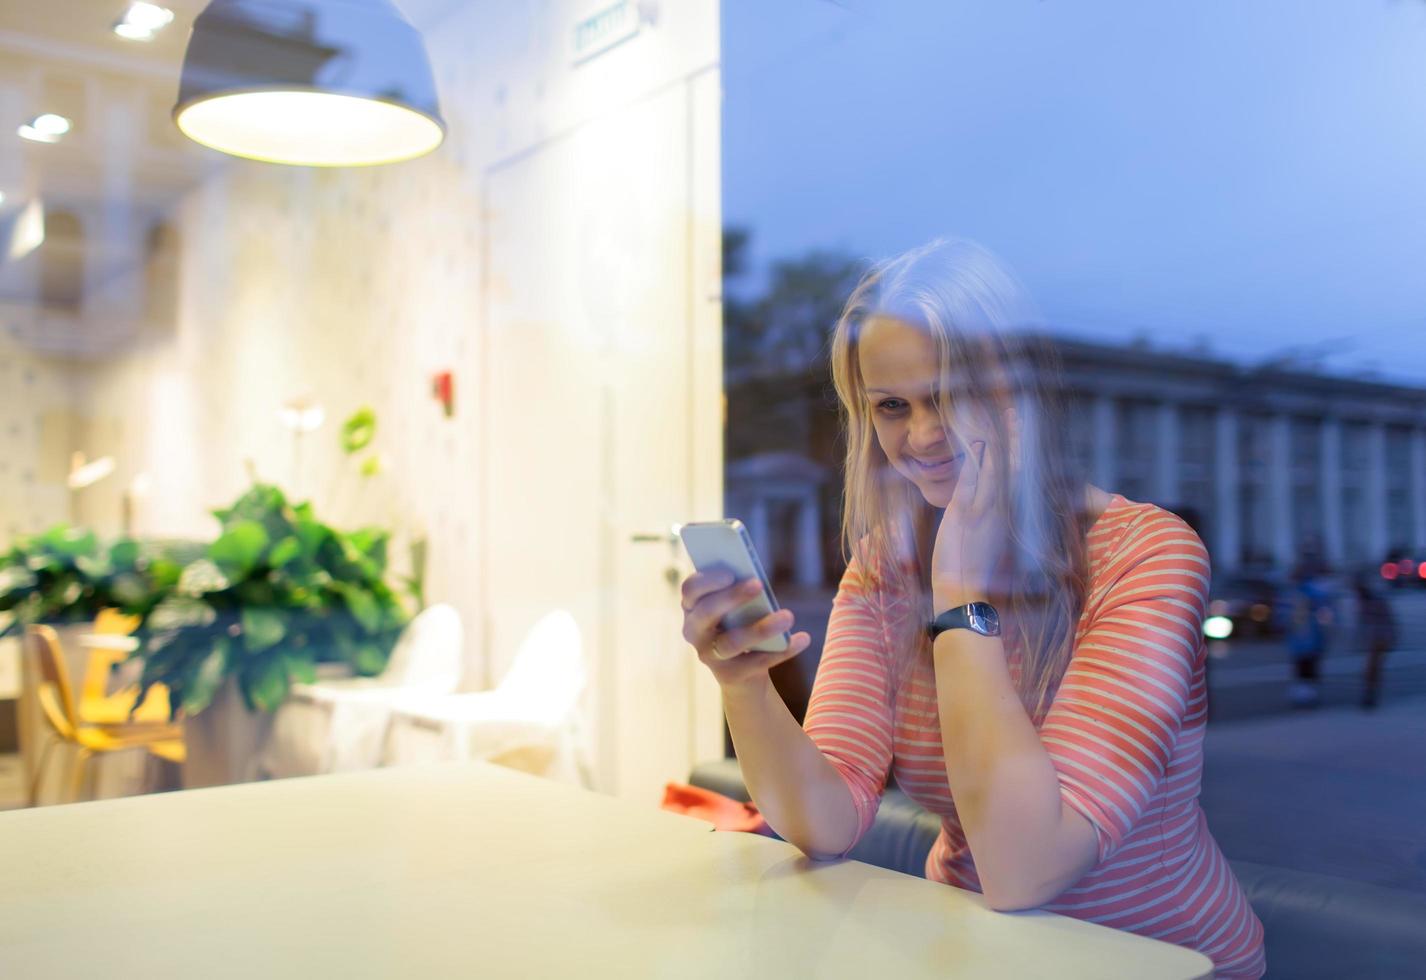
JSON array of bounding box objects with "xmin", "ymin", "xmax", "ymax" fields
[{"xmin": 680, "ymin": 239, "xmax": 1265, "ymax": 977}]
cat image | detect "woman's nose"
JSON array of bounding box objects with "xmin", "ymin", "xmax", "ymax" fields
[{"xmin": 907, "ymin": 407, "xmax": 950, "ymax": 453}]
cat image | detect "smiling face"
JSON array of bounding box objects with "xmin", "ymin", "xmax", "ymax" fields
[{"xmin": 857, "ymin": 315, "xmax": 990, "ymax": 508}]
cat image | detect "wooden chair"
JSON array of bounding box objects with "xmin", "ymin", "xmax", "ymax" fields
[
  {"xmin": 78, "ymin": 609, "xmax": 173, "ymax": 726},
  {"xmin": 26, "ymin": 625, "xmax": 184, "ymax": 805}
]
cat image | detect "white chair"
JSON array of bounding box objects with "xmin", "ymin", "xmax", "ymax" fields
[
  {"xmin": 381, "ymin": 610, "xmax": 589, "ymax": 785},
  {"xmin": 260, "ymin": 604, "xmax": 463, "ymax": 779}
]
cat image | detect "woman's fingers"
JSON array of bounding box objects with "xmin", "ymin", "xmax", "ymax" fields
[
  {"xmin": 681, "ymin": 569, "xmax": 734, "ymax": 610},
  {"xmin": 709, "ymin": 608, "xmax": 795, "ymax": 659},
  {"xmin": 700, "ymin": 631, "xmax": 811, "ymax": 671},
  {"xmin": 682, "ymin": 576, "xmax": 766, "ymax": 645},
  {"xmin": 969, "ymin": 438, "xmax": 992, "ymax": 515},
  {"xmin": 948, "ymin": 437, "xmax": 981, "ymax": 516},
  {"xmin": 738, "ymin": 632, "xmax": 812, "ymax": 669}
]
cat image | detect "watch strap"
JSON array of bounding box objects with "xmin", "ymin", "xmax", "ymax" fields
[{"xmin": 927, "ymin": 602, "xmax": 1001, "ymax": 639}]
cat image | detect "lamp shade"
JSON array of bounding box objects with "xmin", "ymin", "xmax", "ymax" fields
[{"xmin": 173, "ymin": 0, "xmax": 445, "ymax": 166}]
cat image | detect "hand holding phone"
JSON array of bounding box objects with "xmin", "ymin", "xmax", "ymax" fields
[{"xmin": 678, "ymin": 521, "xmax": 811, "ymax": 678}]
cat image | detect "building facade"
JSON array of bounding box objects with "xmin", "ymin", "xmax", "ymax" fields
[
  {"xmin": 1054, "ymin": 337, "xmax": 1426, "ymax": 575},
  {"xmin": 726, "ymin": 334, "xmax": 1426, "ymax": 587}
]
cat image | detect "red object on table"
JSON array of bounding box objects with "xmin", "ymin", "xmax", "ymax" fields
[{"xmin": 661, "ymin": 782, "xmax": 774, "ymax": 835}]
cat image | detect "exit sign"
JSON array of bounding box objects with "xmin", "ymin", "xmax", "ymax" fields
[{"xmin": 573, "ymin": 0, "xmax": 641, "ymax": 65}]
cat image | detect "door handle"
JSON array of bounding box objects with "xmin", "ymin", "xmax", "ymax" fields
[
  {"xmin": 629, "ymin": 525, "xmax": 681, "ymax": 545},
  {"xmin": 630, "ymin": 526, "xmax": 683, "ymax": 588}
]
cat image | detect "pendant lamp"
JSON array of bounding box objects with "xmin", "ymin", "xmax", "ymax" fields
[{"xmin": 173, "ymin": 0, "xmax": 445, "ymax": 167}]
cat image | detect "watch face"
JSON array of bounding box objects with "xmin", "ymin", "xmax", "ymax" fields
[{"xmin": 969, "ymin": 602, "xmax": 1001, "ymax": 636}]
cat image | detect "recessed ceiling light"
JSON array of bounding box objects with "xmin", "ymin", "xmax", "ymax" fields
[
  {"xmin": 17, "ymin": 113, "xmax": 72, "ymax": 143},
  {"xmin": 113, "ymin": 2, "xmax": 174, "ymax": 41}
]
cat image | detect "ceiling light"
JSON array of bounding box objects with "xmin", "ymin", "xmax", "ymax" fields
[
  {"xmin": 18, "ymin": 113, "xmax": 72, "ymax": 143},
  {"xmin": 113, "ymin": 2, "xmax": 174, "ymax": 40},
  {"xmin": 0, "ymin": 191, "xmax": 6, "ymax": 205},
  {"xmin": 173, "ymin": 0, "xmax": 445, "ymax": 167}
]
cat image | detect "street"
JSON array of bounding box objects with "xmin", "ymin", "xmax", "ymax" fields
[{"xmin": 1207, "ymin": 589, "xmax": 1426, "ymax": 722}]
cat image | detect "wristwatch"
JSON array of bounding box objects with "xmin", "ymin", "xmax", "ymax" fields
[{"xmin": 927, "ymin": 601, "xmax": 1001, "ymax": 640}]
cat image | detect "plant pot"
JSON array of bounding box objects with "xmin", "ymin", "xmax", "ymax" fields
[{"xmin": 181, "ymin": 677, "xmax": 275, "ymax": 789}]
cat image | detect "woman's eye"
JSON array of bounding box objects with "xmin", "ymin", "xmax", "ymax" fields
[{"xmin": 876, "ymin": 399, "xmax": 907, "ymax": 415}]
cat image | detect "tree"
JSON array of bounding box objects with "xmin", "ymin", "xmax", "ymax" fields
[{"xmin": 723, "ymin": 227, "xmax": 866, "ymax": 380}]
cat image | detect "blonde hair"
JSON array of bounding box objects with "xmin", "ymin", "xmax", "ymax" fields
[{"xmin": 829, "ymin": 238, "xmax": 1092, "ymax": 721}]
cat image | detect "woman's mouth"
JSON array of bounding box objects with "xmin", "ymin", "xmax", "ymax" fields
[{"xmin": 910, "ymin": 453, "xmax": 963, "ymax": 480}]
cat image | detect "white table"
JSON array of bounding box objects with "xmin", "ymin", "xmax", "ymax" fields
[{"xmin": 0, "ymin": 763, "xmax": 1213, "ymax": 979}]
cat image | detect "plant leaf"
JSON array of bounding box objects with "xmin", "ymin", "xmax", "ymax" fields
[
  {"xmin": 41, "ymin": 525, "xmax": 98, "ymax": 559},
  {"xmin": 337, "ymin": 583, "xmax": 381, "ymax": 633},
  {"xmin": 341, "ymin": 407, "xmax": 377, "ymax": 454},
  {"xmin": 286, "ymin": 654, "xmax": 316, "ymax": 685},
  {"xmin": 210, "ymin": 521, "xmax": 269, "ymax": 578},
  {"xmin": 352, "ymin": 641, "xmax": 387, "ymax": 675},
  {"xmin": 241, "ymin": 607, "xmax": 286, "ymax": 652},
  {"xmin": 182, "ymin": 641, "xmax": 229, "ymax": 715},
  {"xmin": 109, "ymin": 572, "xmax": 150, "ymax": 609},
  {"xmin": 177, "ymin": 559, "xmax": 230, "ymax": 596},
  {"xmin": 148, "ymin": 558, "xmax": 183, "ymax": 590},
  {"xmin": 294, "ymin": 518, "xmax": 328, "ymax": 561},
  {"xmin": 26, "ymin": 553, "xmax": 60, "ymax": 574},
  {"xmin": 75, "ymin": 555, "xmax": 111, "ymax": 579},
  {"xmin": 0, "ymin": 565, "xmax": 38, "ymax": 597},
  {"xmin": 268, "ymin": 536, "xmax": 301, "ymax": 568},
  {"xmin": 246, "ymin": 655, "xmax": 289, "ymax": 712},
  {"xmin": 109, "ymin": 539, "xmax": 140, "ymax": 570},
  {"xmin": 147, "ymin": 596, "xmax": 217, "ymax": 632}
]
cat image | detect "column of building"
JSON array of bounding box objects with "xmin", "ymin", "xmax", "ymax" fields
[
  {"xmin": 1269, "ymin": 414, "xmax": 1294, "ymax": 568},
  {"xmin": 794, "ymin": 492, "xmax": 822, "ymax": 588},
  {"xmin": 745, "ymin": 498, "xmax": 770, "ymax": 572},
  {"xmin": 1320, "ymin": 417, "xmax": 1343, "ymax": 569},
  {"xmin": 1214, "ymin": 407, "xmax": 1239, "ymax": 572},
  {"xmin": 1092, "ymin": 394, "xmax": 1117, "ymax": 491},
  {"xmin": 1366, "ymin": 423, "xmax": 1388, "ymax": 561},
  {"xmin": 1155, "ymin": 401, "xmax": 1179, "ymax": 505}
]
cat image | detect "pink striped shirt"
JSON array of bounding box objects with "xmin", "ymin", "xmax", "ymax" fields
[{"xmin": 804, "ymin": 494, "xmax": 1266, "ymax": 978}]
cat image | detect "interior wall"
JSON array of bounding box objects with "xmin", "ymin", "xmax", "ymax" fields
[
  {"xmin": 0, "ymin": 334, "xmax": 74, "ymax": 543},
  {"xmin": 54, "ymin": 1, "xmax": 722, "ymax": 792}
]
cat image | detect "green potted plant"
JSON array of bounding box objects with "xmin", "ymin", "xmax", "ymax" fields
[
  {"xmin": 0, "ymin": 525, "xmax": 196, "ymax": 786},
  {"xmin": 130, "ymin": 482, "xmax": 411, "ymax": 786},
  {"xmin": 0, "ymin": 526, "xmax": 127, "ymax": 638}
]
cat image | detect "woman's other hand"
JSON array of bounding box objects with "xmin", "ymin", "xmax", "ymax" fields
[
  {"xmin": 680, "ymin": 570, "xmax": 811, "ymax": 690},
  {"xmin": 931, "ymin": 436, "xmax": 1009, "ymax": 610}
]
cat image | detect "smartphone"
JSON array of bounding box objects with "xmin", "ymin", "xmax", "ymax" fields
[{"xmin": 678, "ymin": 519, "xmax": 790, "ymax": 654}]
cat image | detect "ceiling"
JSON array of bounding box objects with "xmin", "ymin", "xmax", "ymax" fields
[
  {"xmin": 0, "ymin": 1, "xmax": 462, "ymax": 330},
  {"xmin": 0, "ymin": 1, "xmax": 219, "ymax": 212}
]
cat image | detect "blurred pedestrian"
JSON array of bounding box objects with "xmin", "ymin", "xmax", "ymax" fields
[
  {"xmin": 1287, "ymin": 555, "xmax": 1334, "ymax": 708},
  {"xmin": 1354, "ymin": 572, "xmax": 1398, "ymax": 710}
]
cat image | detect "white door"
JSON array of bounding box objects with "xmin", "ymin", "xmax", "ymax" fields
[{"xmin": 482, "ymin": 71, "xmax": 724, "ymax": 802}]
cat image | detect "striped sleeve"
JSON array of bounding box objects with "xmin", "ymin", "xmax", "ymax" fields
[
  {"xmin": 802, "ymin": 555, "xmax": 893, "ymax": 854},
  {"xmin": 1040, "ymin": 513, "xmax": 1209, "ymax": 862}
]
